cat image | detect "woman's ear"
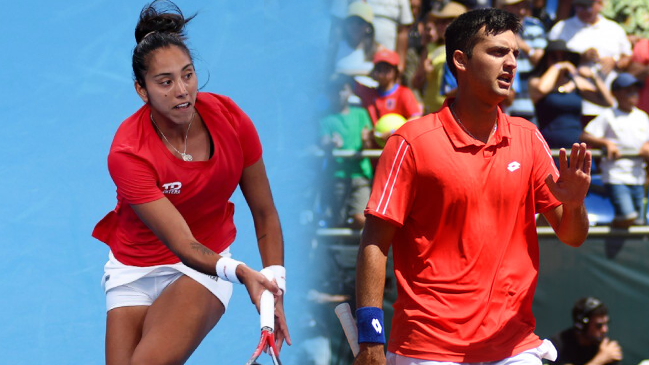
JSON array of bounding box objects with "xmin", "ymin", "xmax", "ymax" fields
[{"xmin": 134, "ymin": 81, "xmax": 149, "ymax": 103}]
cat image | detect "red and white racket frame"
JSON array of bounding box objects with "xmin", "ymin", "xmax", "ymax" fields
[{"xmin": 245, "ymin": 269, "xmax": 282, "ymax": 365}]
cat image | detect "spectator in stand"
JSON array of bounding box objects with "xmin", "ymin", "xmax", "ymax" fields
[
  {"xmin": 354, "ymin": 49, "xmax": 423, "ymax": 130},
  {"xmin": 402, "ymin": 0, "xmax": 425, "ymax": 94},
  {"xmin": 531, "ymin": 0, "xmax": 555, "ymax": 31},
  {"xmin": 320, "ymin": 74, "xmax": 374, "ymax": 229},
  {"xmin": 553, "ymin": 0, "xmax": 574, "ymax": 23},
  {"xmin": 332, "ymin": 1, "xmax": 382, "ymax": 77},
  {"xmin": 529, "ymin": 40, "xmax": 614, "ymax": 149},
  {"xmin": 581, "ymin": 73, "xmax": 649, "ymax": 227},
  {"xmin": 549, "ymin": 297, "xmax": 623, "ymax": 365},
  {"xmin": 366, "ymin": 0, "xmax": 414, "ymax": 72},
  {"xmin": 409, "ymin": 9, "xmax": 438, "ymax": 103},
  {"xmin": 548, "ymin": 0, "xmax": 632, "ymax": 124},
  {"xmin": 439, "ymin": 60, "xmax": 459, "ymax": 104},
  {"xmin": 412, "ymin": 2, "xmax": 467, "ymax": 114},
  {"xmin": 498, "ymin": 0, "xmax": 547, "ymax": 122},
  {"xmin": 628, "ymin": 37, "xmax": 649, "ymax": 115}
]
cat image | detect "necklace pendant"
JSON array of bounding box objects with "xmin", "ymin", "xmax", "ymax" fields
[{"xmin": 182, "ymin": 153, "xmax": 193, "ymax": 162}]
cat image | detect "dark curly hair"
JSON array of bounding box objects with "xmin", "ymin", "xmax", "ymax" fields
[
  {"xmin": 445, "ymin": 8, "xmax": 521, "ymax": 78},
  {"xmin": 132, "ymin": 0, "xmax": 196, "ymax": 88}
]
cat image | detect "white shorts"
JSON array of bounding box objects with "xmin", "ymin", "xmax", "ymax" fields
[
  {"xmin": 386, "ymin": 339, "xmax": 557, "ymax": 365},
  {"xmin": 103, "ymin": 250, "xmax": 233, "ymax": 312}
]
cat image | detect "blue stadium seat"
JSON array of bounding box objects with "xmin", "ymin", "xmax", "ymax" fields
[{"xmin": 584, "ymin": 174, "xmax": 614, "ymax": 225}]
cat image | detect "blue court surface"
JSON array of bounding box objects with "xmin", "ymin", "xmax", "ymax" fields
[{"xmin": 1, "ymin": 1, "xmax": 329, "ymax": 363}]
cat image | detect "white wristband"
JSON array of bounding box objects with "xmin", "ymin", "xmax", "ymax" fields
[
  {"xmin": 266, "ymin": 265, "xmax": 286, "ymax": 294},
  {"xmin": 215, "ymin": 257, "xmax": 245, "ymax": 284}
]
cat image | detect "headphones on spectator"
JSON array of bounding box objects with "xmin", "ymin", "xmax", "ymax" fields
[{"xmin": 573, "ymin": 297, "xmax": 603, "ymax": 331}]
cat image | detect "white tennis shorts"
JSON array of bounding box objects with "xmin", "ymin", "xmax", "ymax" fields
[
  {"xmin": 103, "ymin": 250, "xmax": 233, "ymax": 312},
  {"xmin": 386, "ymin": 339, "xmax": 557, "ymax": 365}
]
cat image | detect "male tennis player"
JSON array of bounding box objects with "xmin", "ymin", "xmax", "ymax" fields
[{"xmin": 354, "ymin": 8, "xmax": 591, "ymax": 365}]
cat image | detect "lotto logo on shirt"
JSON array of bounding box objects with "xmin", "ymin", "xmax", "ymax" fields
[
  {"xmin": 162, "ymin": 182, "xmax": 182, "ymax": 195},
  {"xmin": 507, "ymin": 161, "xmax": 521, "ymax": 172}
]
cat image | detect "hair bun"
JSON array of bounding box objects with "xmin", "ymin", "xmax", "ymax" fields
[{"xmin": 134, "ymin": 0, "xmax": 193, "ymax": 44}]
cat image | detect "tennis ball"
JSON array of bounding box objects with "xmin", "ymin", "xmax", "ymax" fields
[{"xmin": 374, "ymin": 113, "xmax": 407, "ymax": 147}]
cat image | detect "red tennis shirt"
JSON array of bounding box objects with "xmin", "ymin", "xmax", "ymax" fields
[
  {"xmin": 355, "ymin": 82, "xmax": 422, "ymax": 124},
  {"xmin": 93, "ymin": 93, "xmax": 262, "ymax": 266},
  {"xmin": 366, "ymin": 99, "xmax": 561, "ymax": 362}
]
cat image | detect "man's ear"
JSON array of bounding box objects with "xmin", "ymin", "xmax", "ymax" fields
[
  {"xmin": 135, "ymin": 81, "xmax": 148, "ymax": 103},
  {"xmin": 453, "ymin": 49, "xmax": 468, "ymax": 73}
]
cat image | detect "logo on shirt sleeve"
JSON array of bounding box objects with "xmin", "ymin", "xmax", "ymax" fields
[
  {"xmin": 507, "ymin": 161, "xmax": 521, "ymax": 172},
  {"xmin": 162, "ymin": 182, "xmax": 182, "ymax": 194}
]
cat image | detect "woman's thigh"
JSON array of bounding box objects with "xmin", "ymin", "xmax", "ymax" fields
[
  {"xmin": 131, "ymin": 275, "xmax": 226, "ymax": 365},
  {"xmin": 106, "ymin": 305, "xmax": 149, "ymax": 365}
]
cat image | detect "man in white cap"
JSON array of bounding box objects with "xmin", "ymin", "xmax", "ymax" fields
[
  {"xmin": 330, "ymin": 1, "xmax": 379, "ymax": 76},
  {"xmin": 365, "ymin": 0, "xmax": 414, "ymax": 71}
]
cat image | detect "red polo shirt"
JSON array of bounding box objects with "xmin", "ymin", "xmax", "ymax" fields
[
  {"xmin": 366, "ymin": 99, "xmax": 560, "ymax": 362},
  {"xmin": 93, "ymin": 93, "xmax": 262, "ymax": 266}
]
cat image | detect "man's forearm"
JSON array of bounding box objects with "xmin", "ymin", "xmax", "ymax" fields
[
  {"xmin": 555, "ymin": 204, "xmax": 589, "ymax": 247},
  {"xmin": 354, "ymin": 239, "xmax": 390, "ymax": 365},
  {"xmin": 356, "ymin": 242, "xmax": 388, "ymax": 308}
]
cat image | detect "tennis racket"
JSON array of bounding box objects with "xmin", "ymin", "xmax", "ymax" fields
[
  {"xmin": 335, "ymin": 302, "xmax": 360, "ymax": 356},
  {"xmin": 245, "ymin": 270, "xmax": 282, "ymax": 365}
]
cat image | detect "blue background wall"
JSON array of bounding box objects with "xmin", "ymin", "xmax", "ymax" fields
[{"xmin": 0, "ymin": 1, "xmax": 328, "ymax": 363}]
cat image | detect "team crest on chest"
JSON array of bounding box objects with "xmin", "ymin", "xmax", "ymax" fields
[{"xmin": 386, "ymin": 98, "xmax": 396, "ymax": 110}]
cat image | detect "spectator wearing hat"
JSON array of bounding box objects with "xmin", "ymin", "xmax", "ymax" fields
[
  {"xmin": 529, "ymin": 39, "xmax": 614, "ymax": 150},
  {"xmin": 498, "ymin": 0, "xmax": 547, "ymax": 121},
  {"xmin": 581, "ymin": 73, "xmax": 649, "ymax": 227},
  {"xmin": 549, "ymin": 297, "xmax": 622, "ymax": 365},
  {"xmin": 531, "ymin": 0, "xmax": 556, "ymax": 31},
  {"xmin": 330, "ymin": 1, "xmax": 382, "ymax": 76},
  {"xmin": 412, "ymin": 1, "xmax": 467, "ymax": 114},
  {"xmin": 548, "ymin": 0, "xmax": 632, "ymax": 123},
  {"xmin": 402, "ymin": 0, "xmax": 427, "ymax": 104},
  {"xmin": 320, "ymin": 74, "xmax": 374, "ymax": 229},
  {"xmin": 354, "ymin": 49, "xmax": 422, "ymax": 131}
]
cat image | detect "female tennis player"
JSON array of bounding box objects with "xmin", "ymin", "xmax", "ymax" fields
[{"xmin": 92, "ymin": 1, "xmax": 290, "ymax": 363}]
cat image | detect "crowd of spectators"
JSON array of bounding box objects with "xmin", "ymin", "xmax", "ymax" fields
[{"xmin": 320, "ymin": 0, "xmax": 649, "ymax": 230}]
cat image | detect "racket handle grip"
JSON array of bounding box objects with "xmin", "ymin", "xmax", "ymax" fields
[
  {"xmin": 335, "ymin": 302, "xmax": 360, "ymax": 356},
  {"xmin": 259, "ymin": 268, "xmax": 275, "ymax": 331}
]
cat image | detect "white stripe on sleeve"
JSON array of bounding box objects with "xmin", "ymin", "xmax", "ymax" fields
[
  {"xmin": 381, "ymin": 144, "xmax": 410, "ymax": 215},
  {"xmin": 534, "ymin": 129, "xmax": 559, "ymax": 176},
  {"xmin": 376, "ymin": 139, "xmax": 410, "ymax": 214}
]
